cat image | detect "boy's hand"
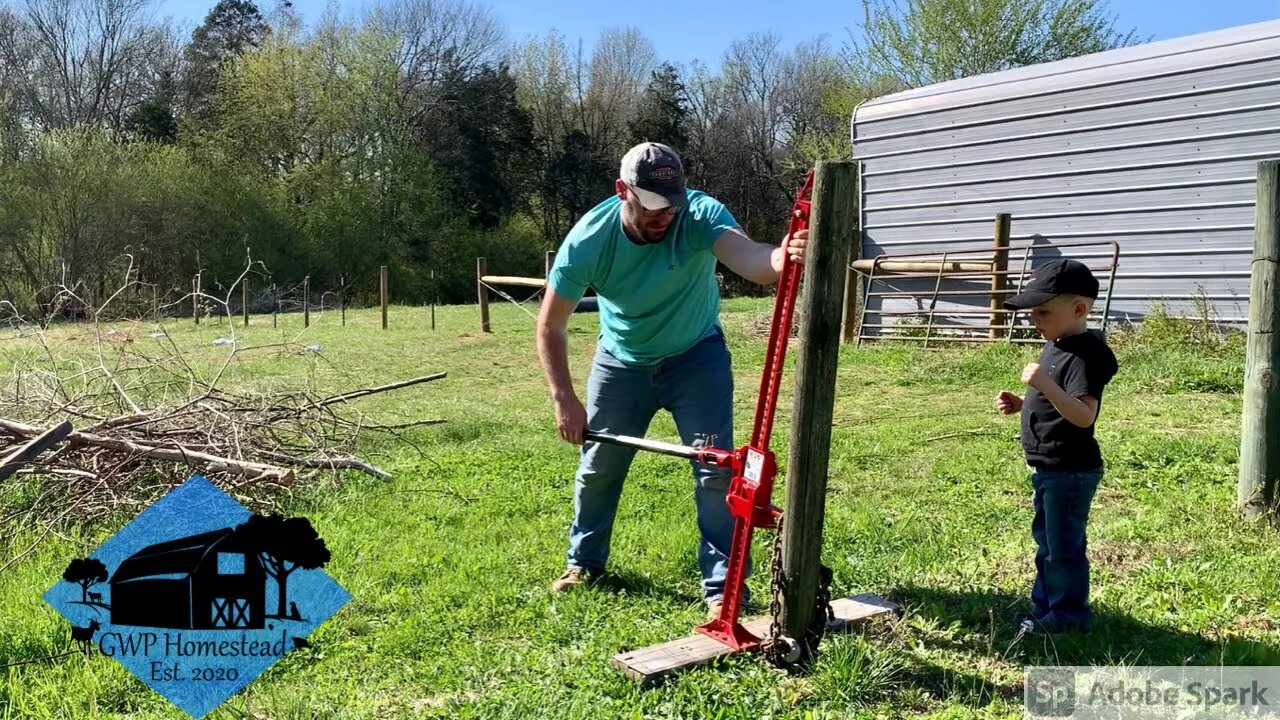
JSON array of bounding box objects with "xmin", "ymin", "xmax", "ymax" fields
[
  {"xmin": 1021, "ymin": 363, "xmax": 1049, "ymax": 391},
  {"xmin": 995, "ymin": 390, "xmax": 1022, "ymax": 415}
]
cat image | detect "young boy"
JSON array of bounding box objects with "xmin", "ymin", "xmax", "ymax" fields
[{"xmin": 995, "ymin": 258, "xmax": 1118, "ymax": 635}]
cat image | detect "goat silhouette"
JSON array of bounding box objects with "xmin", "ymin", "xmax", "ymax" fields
[{"xmin": 70, "ymin": 619, "xmax": 100, "ymax": 654}]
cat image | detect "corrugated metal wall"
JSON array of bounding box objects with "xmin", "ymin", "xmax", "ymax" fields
[{"xmin": 852, "ymin": 20, "xmax": 1280, "ymax": 335}]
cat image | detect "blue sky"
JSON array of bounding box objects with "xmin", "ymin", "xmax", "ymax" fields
[{"xmin": 155, "ymin": 0, "xmax": 1279, "ymax": 67}]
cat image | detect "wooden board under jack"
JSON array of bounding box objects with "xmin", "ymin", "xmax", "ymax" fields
[{"xmin": 611, "ymin": 593, "xmax": 898, "ymax": 684}]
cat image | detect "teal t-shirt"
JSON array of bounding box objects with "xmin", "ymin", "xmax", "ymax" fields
[{"xmin": 548, "ymin": 189, "xmax": 740, "ymax": 364}]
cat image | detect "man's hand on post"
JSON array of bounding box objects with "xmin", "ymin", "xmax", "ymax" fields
[{"xmin": 771, "ymin": 228, "xmax": 809, "ymax": 274}]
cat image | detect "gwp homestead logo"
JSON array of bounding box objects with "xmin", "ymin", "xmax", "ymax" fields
[{"xmin": 43, "ymin": 475, "xmax": 351, "ymax": 719}]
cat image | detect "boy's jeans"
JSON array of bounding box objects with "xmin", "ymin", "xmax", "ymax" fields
[
  {"xmin": 1030, "ymin": 468, "xmax": 1103, "ymax": 629},
  {"xmin": 565, "ymin": 329, "xmax": 747, "ymax": 603}
]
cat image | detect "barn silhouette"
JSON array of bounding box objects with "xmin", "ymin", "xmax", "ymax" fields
[{"xmin": 110, "ymin": 527, "xmax": 266, "ymax": 630}]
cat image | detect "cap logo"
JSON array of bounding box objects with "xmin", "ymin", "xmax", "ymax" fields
[{"xmin": 650, "ymin": 166, "xmax": 679, "ymax": 181}]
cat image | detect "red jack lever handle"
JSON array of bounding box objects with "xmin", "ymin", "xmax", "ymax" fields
[{"xmin": 696, "ymin": 170, "xmax": 815, "ymax": 652}]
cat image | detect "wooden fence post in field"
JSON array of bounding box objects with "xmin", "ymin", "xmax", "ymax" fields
[
  {"xmin": 477, "ymin": 257, "xmax": 490, "ymax": 333},
  {"xmin": 193, "ymin": 272, "xmax": 200, "ymax": 325},
  {"xmin": 430, "ymin": 269, "xmax": 436, "ymax": 331},
  {"xmin": 303, "ymin": 276, "xmax": 310, "ymax": 328},
  {"xmin": 989, "ymin": 213, "xmax": 1012, "ymax": 339},
  {"xmin": 781, "ymin": 160, "xmax": 856, "ymax": 655},
  {"xmin": 242, "ymin": 280, "xmax": 249, "ymax": 327},
  {"xmin": 1240, "ymin": 159, "xmax": 1280, "ymax": 519},
  {"xmin": 380, "ymin": 265, "xmax": 388, "ymax": 330},
  {"xmin": 340, "ymin": 275, "xmax": 346, "ymax": 327}
]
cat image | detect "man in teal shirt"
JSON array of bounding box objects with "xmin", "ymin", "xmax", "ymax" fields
[{"xmin": 537, "ymin": 142, "xmax": 807, "ymax": 619}]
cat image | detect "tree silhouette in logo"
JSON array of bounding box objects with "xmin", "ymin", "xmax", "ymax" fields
[
  {"xmin": 234, "ymin": 514, "xmax": 330, "ymax": 620},
  {"xmin": 62, "ymin": 558, "xmax": 109, "ymax": 607}
]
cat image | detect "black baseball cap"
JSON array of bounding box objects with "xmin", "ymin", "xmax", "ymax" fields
[
  {"xmin": 620, "ymin": 142, "xmax": 687, "ymax": 211},
  {"xmin": 1002, "ymin": 258, "xmax": 1100, "ymax": 310}
]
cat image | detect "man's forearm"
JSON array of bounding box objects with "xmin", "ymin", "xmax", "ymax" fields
[
  {"xmin": 537, "ymin": 324, "xmax": 575, "ymax": 401},
  {"xmin": 735, "ymin": 244, "xmax": 782, "ymax": 285}
]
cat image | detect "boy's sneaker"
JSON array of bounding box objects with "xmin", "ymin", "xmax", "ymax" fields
[
  {"xmin": 550, "ymin": 567, "xmax": 595, "ymax": 592},
  {"xmin": 1019, "ymin": 615, "xmax": 1091, "ymax": 635}
]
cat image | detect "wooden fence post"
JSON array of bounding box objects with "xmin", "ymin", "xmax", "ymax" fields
[
  {"xmin": 272, "ymin": 283, "xmax": 278, "ymax": 329},
  {"xmin": 781, "ymin": 160, "xmax": 857, "ymax": 654},
  {"xmin": 477, "ymin": 257, "xmax": 490, "ymax": 333},
  {"xmin": 430, "ymin": 269, "xmax": 436, "ymax": 331},
  {"xmin": 380, "ymin": 265, "xmax": 388, "ymax": 330},
  {"xmin": 242, "ymin": 279, "xmax": 249, "ymax": 327},
  {"xmin": 303, "ymin": 276, "xmax": 310, "ymax": 328},
  {"xmin": 193, "ymin": 272, "xmax": 200, "ymax": 325},
  {"xmin": 340, "ymin": 275, "xmax": 346, "ymax": 327},
  {"xmin": 1240, "ymin": 159, "xmax": 1280, "ymax": 519},
  {"xmin": 989, "ymin": 213, "xmax": 1012, "ymax": 339}
]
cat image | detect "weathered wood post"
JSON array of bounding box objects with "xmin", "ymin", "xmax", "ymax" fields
[
  {"xmin": 781, "ymin": 160, "xmax": 857, "ymax": 653},
  {"xmin": 242, "ymin": 279, "xmax": 249, "ymax": 327},
  {"xmin": 989, "ymin": 213, "xmax": 1012, "ymax": 339},
  {"xmin": 430, "ymin": 269, "xmax": 436, "ymax": 331},
  {"xmin": 380, "ymin": 265, "xmax": 388, "ymax": 330},
  {"xmin": 340, "ymin": 275, "xmax": 346, "ymax": 327},
  {"xmin": 193, "ymin": 272, "xmax": 200, "ymax": 325},
  {"xmin": 477, "ymin": 257, "xmax": 490, "ymax": 333},
  {"xmin": 303, "ymin": 276, "xmax": 310, "ymax": 328},
  {"xmin": 1240, "ymin": 159, "xmax": 1280, "ymax": 519}
]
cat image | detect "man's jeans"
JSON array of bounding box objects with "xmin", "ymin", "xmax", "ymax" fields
[
  {"xmin": 1030, "ymin": 468, "xmax": 1102, "ymax": 629},
  {"xmin": 565, "ymin": 329, "xmax": 747, "ymax": 603}
]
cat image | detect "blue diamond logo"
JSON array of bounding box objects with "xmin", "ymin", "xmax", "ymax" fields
[{"xmin": 44, "ymin": 476, "xmax": 351, "ymax": 718}]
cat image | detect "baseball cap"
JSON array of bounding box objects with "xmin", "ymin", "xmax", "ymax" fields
[
  {"xmin": 620, "ymin": 142, "xmax": 687, "ymax": 211},
  {"xmin": 1002, "ymin": 258, "xmax": 1100, "ymax": 310}
]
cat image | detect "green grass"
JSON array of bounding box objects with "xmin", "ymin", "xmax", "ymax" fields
[{"xmin": 1, "ymin": 298, "xmax": 1277, "ymax": 719}]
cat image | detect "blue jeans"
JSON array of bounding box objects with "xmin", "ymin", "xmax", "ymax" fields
[
  {"xmin": 566, "ymin": 329, "xmax": 747, "ymax": 603},
  {"xmin": 1030, "ymin": 468, "xmax": 1102, "ymax": 629}
]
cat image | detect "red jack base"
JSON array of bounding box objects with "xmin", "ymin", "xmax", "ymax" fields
[{"xmin": 694, "ymin": 619, "xmax": 761, "ymax": 651}]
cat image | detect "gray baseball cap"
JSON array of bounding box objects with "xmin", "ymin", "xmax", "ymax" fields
[{"xmin": 620, "ymin": 142, "xmax": 687, "ymax": 211}]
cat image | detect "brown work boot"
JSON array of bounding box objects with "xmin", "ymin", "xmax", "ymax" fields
[{"xmin": 550, "ymin": 567, "xmax": 592, "ymax": 593}]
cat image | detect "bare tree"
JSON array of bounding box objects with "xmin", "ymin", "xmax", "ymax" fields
[
  {"xmin": 366, "ymin": 0, "xmax": 505, "ymax": 115},
  {"xmin": 9, "ymin": 0, "xmax": 168, "ymax": 133},
  {"xmin": 572, "ymin": 27, "xmax": 655, "ymax": 159}
]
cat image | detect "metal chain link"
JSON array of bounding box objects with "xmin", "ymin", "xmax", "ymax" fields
[
  {"xmin": 762, "ymin": 514, "xmax": 789, "ymax": 665},
  {"xmin": 761, "ymin": 513, "xmax": 837, "ymax": 668}
]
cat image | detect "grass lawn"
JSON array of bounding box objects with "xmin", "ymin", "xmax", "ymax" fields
[{"xmin": 2, "ymin": 297, "xmax": 1278, "ymax": 719}]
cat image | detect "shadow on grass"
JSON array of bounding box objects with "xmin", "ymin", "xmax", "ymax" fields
[
  {"xmin": 795, "ymin": 583, "xmax": 1280, "ymax": 713},
  {"xmin": 592, "ymin": 569, "xmax": 703, "ymax": 607},
  {"xmin": 882, "ymin": 584, "xmax": 1280, "ymax": 707}
]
